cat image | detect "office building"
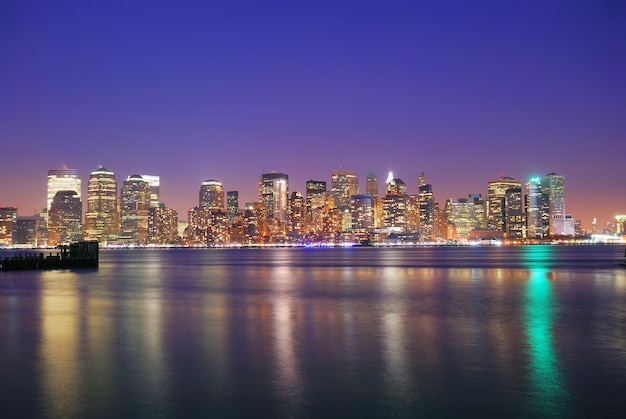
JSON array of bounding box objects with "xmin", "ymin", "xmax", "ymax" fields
[
  {"xmin": 331, "ymin": 169, "xmax": 358, "ymax": 211},
  {"xmin": 487, "ymin": 175, "xmax": 522, "ymax": 232},
  {"xmin": 47, "ymin": 167, "xmax": 81, "ymax": 215},
  {"xmin": 148, "ymin": 205, "xmax": 179, "ymax": 245},
  {"xmin": 120, "ymin": 175, "xmax": 151, "ymax": 244},
  {"xmin": 445, "ymin": 194, "xmax": 485, "ymax": 241},
  {"xmin": 200, "ymin": 179, "xmax": 225, "ymax": 210},
  {"xmin": 227, "ymin": 191, "xmax": 239, "ymax": 225},
  {"xmin": 288, "ymin": 191, "xmax": 305, "ymax": 234},
  {"xmin": 13, "ymin": 215, "xmax": 46, "ymax": 247},
  {"xmin": 366, "ymin": 171, "xmax": 379, "ymax": 199},
  {"xmin": 85, "ymin": 167, "xmax": 119, "ymax": 242},
  {"xmin": 0, "ymin": 207, "xmax": 17, "ymax": 246},
  {"xmin": 141, "ymin": 175, "xmax": 161, "ymax": 207},
  {"xmin": 259, "ymin": 173, "xmax": 289, "ymax": 231},
  {"xmin": 418, "ymin": 173, "xmax": 435, "ymax": 241},
  {"xmin": 48, "ymin": 191, "xmax": 82, "ymax": 245}
]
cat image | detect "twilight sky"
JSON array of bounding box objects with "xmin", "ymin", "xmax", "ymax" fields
[{"xmin": 1, "ymin": 0, "xmax": 625, "ymax": 228}]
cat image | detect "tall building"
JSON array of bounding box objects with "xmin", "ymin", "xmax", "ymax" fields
[
  {"xmin": 366, "ymin": 171, "xmax": 379, "ymax": 199},
  {"xmin": 13, "ymin": 215, "xmax": 46, "ymax": 247},
  {"xmin": 526, "ymin": 177, "xmax": 545, "ymax": 239},
  {"xmin": 351, "ymin": 194, "xmax": 373, "ymax": 233},
  {"xmin": 259, "ymin": 173, "xmax": 289, "ymax": 230},
  {"xmin": 288, "ymin": 191, "xmax": 305, "ymax": 234},
  {"xmin": 199, "ymin": 179, "xmax": 225, "ymax": 210},
  {"xmin": 331, "ymin": 169, "xmax": 358, "ymax": 211},
  {"xmin": 120, "ymin": 175, "xmax": 151, "ymax": 244},
  {"xmin": 227, "ymin": 191, "xmax": 239, "ymax": 225},
  {"xmin": 305, "ymin": 180, "xmax": 326, "ymax": 233},
  {"xmin": 47, "ymin": 167, "xmax": 81, "ymax": 215},
  {"xmin": 0, "ymin": 207, "xmax": 17, "ymax": 246},
  {"xmin": 141, "ymin": 175, "xmax": 161, "ymax": 207},
  {"xmin": 543, "ymin": 173, "xmax": 567, "ymax": 236},
  {"xmin": 418, "ymin": 174, "xmax": 435, "ymax": 241},
  {"xmin": 504, "ymin": 187, "xmax": 523, "ymax": 238},
  {"xmin": 445, "ymin": 194, "xmax": 485, "ymax": 241},
  {"xmin": 487, "ymin": 175, "xmax": 522, "ymax": 232},
  {"xmin": 382, "ymin": 172, "xmax": 407, "ymax": 230},
  {"xmin": 48, "ymin": 190, "xmax": 82, "ymax": 245},
  {"xmin": 148, "ymin": 205, "xmax": 179, "ymax": 245},
  {"xmin": 85, "ymin": 167, "xmax": 119, "ymax": 242}
]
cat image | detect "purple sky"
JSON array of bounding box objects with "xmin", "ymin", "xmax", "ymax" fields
[{"xmin": 1, "ymin": 1, "xmax": 625, "ymax": 228}]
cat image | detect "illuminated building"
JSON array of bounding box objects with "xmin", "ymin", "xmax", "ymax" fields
[
  {"xmin": 13, "ymin": 215, "xmax": 46, "ymax": 247},
  {"xmin": 487, "ymin": 175, "xmax": 521, "ymax": 232},
  {"xmin": 350, "ymin": 194, "xmax": 373, "ymax": 241},
  {"xmin": 120, "ymin": 175, "xmax": 151, "ymax": 244},
  {"xmin": 288, "ymin": 191, "xmax": 305, "ymax": 234},
  {"xmin": 187, "ymin": 207, "xmax": 230, "ymax": 245},
  {"xmin": 418, "ymin": 173, "xmax": 435, "ymax": 241},
  {"xmin": 306, "ymin": 180, "xmax": 326, "ymax": 233},
  {"xmin": 200, "ymin": 179, "xmax": 225, "ymax": 210},
  {"xmin": 331, "ymin": 169, "xmax": 358, "ymax": 211},
  {"xmin": 227, "ymin": 191, "xmax": 239, "ymax": 225},
  {"xmin": 259, "ymin": 173, "xmax": 289, "ymax": 234},
  {"xmin": 47, "ymin": 167, "xmax": 81, "ymax": 216},
  {"xmin": 445, "ymin": 194, "xmax": 485, "ymax": 241},
  {"xmin": 141, "ymin": 175, "xmax": 161, "ymax": 207},
  {"xmin": 543, "ymin": 173, "xmax": 572, "ymax": 236},
  {"xmin": 148, "ymin": 205, "xmax": 179, "ymax": 245},
  {"xmin": 85, "ymin": 167, "xmax": 120, "ymax": 242},
  {"xmin": 382, "ymin": 172, "xmax": 407, "ymax": 230},
  {"xmin": 366, "ymin": 171, "xmax": 379, "ymax": 199},
  {"xmin": 526, "ymin": 177, "xmax": 545, "ymax": 239},
  {"xmin": 0, "ymin": 207, "xmax": 17, "ymax": 246},
  {"xmin": 48, "ymin": 191, "xmax": 83, "ymax": 245},
  {"xmin": 615, "ymin": 215, "xmax": 626, "ymax": 235},
  {"xmin": 504, "ymin": 187, "xmax": 523, "ymax": 238},
  {"xmin": 405, "ymin": 195, "xmax": 420, "ymax": 233}
]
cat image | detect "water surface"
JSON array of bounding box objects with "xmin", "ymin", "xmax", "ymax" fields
[{"xmin": 1, "ymin": 245, "xmax": 625, "ymax": 417}]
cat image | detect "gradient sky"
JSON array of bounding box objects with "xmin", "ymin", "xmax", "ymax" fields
[{"xmin": 1, "ymin": 1, "xmax": 625, "ymax": 228}]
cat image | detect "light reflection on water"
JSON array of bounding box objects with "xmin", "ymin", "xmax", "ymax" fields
[{"xmin": 0, "ymin": 246, "xmax": 625, "ymax": 417}]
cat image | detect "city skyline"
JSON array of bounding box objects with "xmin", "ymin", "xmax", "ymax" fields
[{"xmin": 2, "ymin": 1, "xmax": 624, "ymax": 228}]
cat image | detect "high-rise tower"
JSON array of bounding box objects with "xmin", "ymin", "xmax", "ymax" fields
[
  {"xmin": 120, "ymin": 175, "xmax": 151, "ymax": 244},
  {"xmin": 331, "ymin": 169, "xmax": 358, "ymax": 211},
  {"xmin": 48, "ymin": 190, "xmax": 82, "ymax": 245},
  {"xmin": 487, "ymin": 175, "xmax": 522, "ymax": 232},
  {"xmin": 47, "ymin": 167, "xmax": 81, "ymax": 221},
  {"xmin": 259, "ymin": 173, "xmax": 289, "ymax": 226},
  {"xmin": 366, "ymin": 171, "xmax": 379, "ymax": 199},
  {"xmin": 199, "ymin": 180, "xmax": 225, "ymax": 210},
  {"xmin": 85, "ymin": 166, "xmax": 119, "ymax": 242}
]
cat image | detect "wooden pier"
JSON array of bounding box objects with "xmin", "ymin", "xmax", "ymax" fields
[{"xmin": 0, "ymin": 241, "xmax": 99, "ymax": 271}]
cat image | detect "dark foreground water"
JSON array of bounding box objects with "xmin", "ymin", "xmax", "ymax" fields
[{"xmin": 1, "ymin": 245, "xmax": 625, "ymax": 418}]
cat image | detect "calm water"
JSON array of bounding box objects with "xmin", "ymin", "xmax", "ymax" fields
[{"xmin": 1, "ymin": 245, "xmax": 625, "ymax": 418}]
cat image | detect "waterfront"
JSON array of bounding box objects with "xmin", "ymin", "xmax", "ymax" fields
[{"xmin": 1, "ymin": 245, "xmax": 625, "ymax": 417}]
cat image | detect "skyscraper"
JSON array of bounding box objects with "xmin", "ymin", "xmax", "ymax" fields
[
  {"xmin": 487, "ymin": 175, "xmax": 522, "ymax": 232},
  {"xmin": 85, "ymin": 167, "xmax": 119, "ymax": 242},
  {"xmin": 199, "ymin": 179, "xmax": 225, "ymax": 210},
  {"xmin": 331, "ymin": 169, "xmax": 358, "ymax": 211},
  {"xmin": 543, "ymin": 172, "xmax": 566, "ymax": 236},
  {"xmin": 259, "ymin": 173, "xmax": 289, "ymax": 228},
  {"xmin": 526, "ymin": 177, "xmax": 544, "ymax": 239},
  {"xmin": 366, "ymin": 170, "xmax": 379, "ymax": 199},
  {"xmin": 418, "ymin": 174, "xmax": 435, "ymax": 241},
  {"xmin": 288, "ymin": 191, "xmax": 305, "ymax": 234},
  {"xmin": 382, "ymin": 172, "xmax": 407, "ymax": 230},
  {"xmin": 47, "ymin": 167, "xmax": 81, "ymax": 214},
  {"xmin": 227, "ymin": 191, "xmax": 239, "ymax": 226},
  {"xmin": 48, "ymin": 190, "xmax": 82, "ymax": 245},
  {"xmin": 148, "ymin": 205, "xmax": 179, "ymax": 245},
  {"xmin": 0, "ymin": 207, "xmax": 17, "ymax": 246},
  {"xmin": 120, "ymin": 175, "xmax": 151, "ymax": 244},
  {"xmin": 141, "ymin": 175, "xmax": 161, "ymax": 208},
  {"xmin": 445, "ymin": 194, "xmax": 485, "ymax": 241}
]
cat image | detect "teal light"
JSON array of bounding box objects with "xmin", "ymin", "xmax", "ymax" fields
[
  {"xmin": 523, "ymin": 246, "xmax": 569, "ymax": 416},
  {"xmin": 529, "ymin": 176, "xmax": 541, "ymax": 183}
]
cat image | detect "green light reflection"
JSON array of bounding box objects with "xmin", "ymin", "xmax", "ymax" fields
[{"xmin": 523, "ymin": 246, "xmax": 570, "ymax": 417}]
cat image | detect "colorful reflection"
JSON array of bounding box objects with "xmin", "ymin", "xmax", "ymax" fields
[{"xmin": 523, "ymin": 246, "xmax": 570, "ymax": 417}]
